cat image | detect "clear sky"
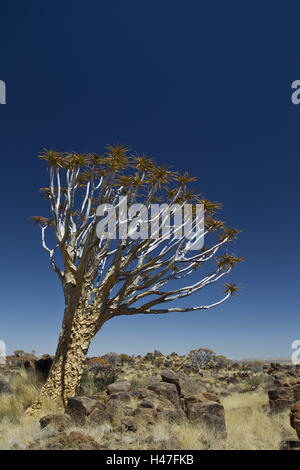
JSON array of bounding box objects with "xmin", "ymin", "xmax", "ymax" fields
[{"xmin": 0, "ymin": 1, "xmax": 299, "ymax": 359}]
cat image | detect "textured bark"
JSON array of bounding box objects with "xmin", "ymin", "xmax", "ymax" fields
[{"xmin": 30, "ymin": 294, "xmax": 104, "ymax": 411}]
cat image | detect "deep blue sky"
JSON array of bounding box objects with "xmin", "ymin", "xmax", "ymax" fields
[{"xmin": 0, "ymin": 1, "xmax": 299, "ymax": 359}]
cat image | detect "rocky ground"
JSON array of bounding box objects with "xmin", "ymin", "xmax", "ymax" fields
[{"xmin": 0, "ymin": 351, "xmax": 300, "ymax": 450}]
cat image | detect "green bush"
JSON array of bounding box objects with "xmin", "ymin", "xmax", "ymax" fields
[
  {"xmin": 245, "ymin": 375, "xmax": 263, "ymax": 391},
  {"xmin": 79, "ymin": 366, "xmax": 117, "ymax": 395}
]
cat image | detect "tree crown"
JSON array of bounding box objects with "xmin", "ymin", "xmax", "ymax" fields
[{"xmin": 33, "ymin": 144, "xmax": 242, "ymax": 324}]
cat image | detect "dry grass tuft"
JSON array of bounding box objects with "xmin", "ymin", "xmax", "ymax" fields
[
  {"xmin": 0, "ymin": 370, "xmax": 63, "ymax": 449},
  {"xmin": 220, "ymin": 390, "xmax": 296, "ymax": 450},
  {"xmin": 0, "ymin": 370, "xmax": 41, "ymax": 422}
]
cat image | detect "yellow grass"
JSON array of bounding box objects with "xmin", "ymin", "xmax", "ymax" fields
[
  {"xmin": 0, "ymin": 369, "xmax": 297, "ymax": 450},
  {"xmin": 0, "ymin": 370, "xmax": 63, "ymax": 449},
  {"xmin": 220, "ymin": 390, "xmax": 296, "ymax": 450},
  {"xmin": 0, "ymin": 370, "xmax": 41, "ymax": 422}
]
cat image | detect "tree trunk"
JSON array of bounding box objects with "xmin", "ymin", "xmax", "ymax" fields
[{"xmin": 30, "ymin": 300, "xmax": 103, "ymax": 411}]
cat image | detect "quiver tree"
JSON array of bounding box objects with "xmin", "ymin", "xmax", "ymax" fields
[
  {"xmin": 31, "ymin": 145, "xmax": 242, "ymax": 409},
  {"xmin": 188, "ymin": 348, "xmax": 216, "ymax": 371}
]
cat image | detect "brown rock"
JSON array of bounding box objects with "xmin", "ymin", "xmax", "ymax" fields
[
  {"xmin": 88, "ymin": 408, "xmax": 111, "ymax": 425},
  {"xmin": 186, "ymin": 400, "xmax": 226, "ymax": 433},
  {"xmin": 138, "ymin": 399, "xmax": 155, "ymax": 409},
  {"xmin": 161, "ymin": 369, "xmax": 181, "ymax": 395},
  {"xmin": 121, "ymin": 417, "xmax": 138, "ymax": 432},
  {"xmin": 290, "ymin": 402, "xmax": 300, "ymax": 422},
  {"xmin": 132, "ymin": 407, "xmax": 158, "ymax": 425},
  {"xmin": 294, "ymin": 421, "xmax": 300, "ymax": 440},
  {"xmin": 107, "ymin": 380, "xmax": 131, "ymax": 394},
  {"xmin": 148, "ymin": 382, "xmax": 180, "ymax": 407},
  {"xmin": 280, "ymin": 439, "xmax": 300, "ymax": 450},
  {"xmin": 290, "ymin": 402, "xmax": 300, "ymax": 439},
  {"xmin": 268, "ymin": 388, "xmax": 294, "ymax": 401},
  {"xmin": 39, "ymin": 414, "xmax": 72, "ymax": 432},
  {"xmin": 66, "ymin": 396, "xmax": 105, "ymax": 425},
  {"xmin": 184, "ymin": 393, "xmax": 220, "ymax": 407},
  {"xmin": 108, "ymin": 392, "xmax": 131, "ymax": 403},
  {"xmin": 293, "ymin": 385, "xmax": 300, "ymax": 402},
  {"xmin": 270, "ymin": 399, "xmax": 294, "ymax": 413},
  {"xmin": 268, "ymin": 387, "xmax": 295, "ymax": 413}
]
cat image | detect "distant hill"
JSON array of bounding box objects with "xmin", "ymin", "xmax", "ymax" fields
[{"xmin": 233, "ymin": 357, "xmax": 291, "ymax": 364}]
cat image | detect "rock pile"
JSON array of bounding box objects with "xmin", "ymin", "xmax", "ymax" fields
[{"xmin": 35, "ymin": 368, "xmax": 226, "ymax": 449}]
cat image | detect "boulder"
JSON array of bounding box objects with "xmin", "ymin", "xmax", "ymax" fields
[
  {"xmin": 280, "ymin": 438, "xmax": 300, "ymax": 450},
  {"xmin": 121, "ymin": 417, "xmax": 138, "ymax": 432},
  {"xmin": 185, "ymin": 400, "xmax": 226, "ymax": 433},
  {"xmin": 148, "ymin": 382, "xmax": 180, "ymax": 407},
  {"xmin": 138, "ymin": 399, "xmax": 155, "ymax": 409},
  {"xmin": 161, "ymin": 369, "xmax": 181, "ymax": 395},
  {"xmin": 107, "ymin": 380, "xmax": 131, "ymax": 395},
  {"xmin": 293, "ymin": 385, "xmax": 300, "ymax": 402},
  {"xmin": 268, "ymin": 388, "xmax": 294, "ymax": 401},
  {"xmin": 270, "ymin": 399, "xmax": 295, "ymax": 413},
  {"xmin": 107, "ymin": 392, "xmax": 131, "ymax": 403},
  {"xmin": 66, "ymin": 396, "xmax": 106, "ymax": 425},
  {"xmin": 290, "ymin": 402, "xmax": 300, "ymax": 440},
  {"xmin": 184, "ymin": 393, "xmax": 220, "ymax": 407},
  {"xmin": 268, "ymin": 388, "xmax": 294, "ymax": 413}
]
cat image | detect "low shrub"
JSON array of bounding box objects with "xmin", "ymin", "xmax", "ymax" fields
[{"xmin": 79, "ymin": 365, "xmax": 118, "ymax": 395}]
